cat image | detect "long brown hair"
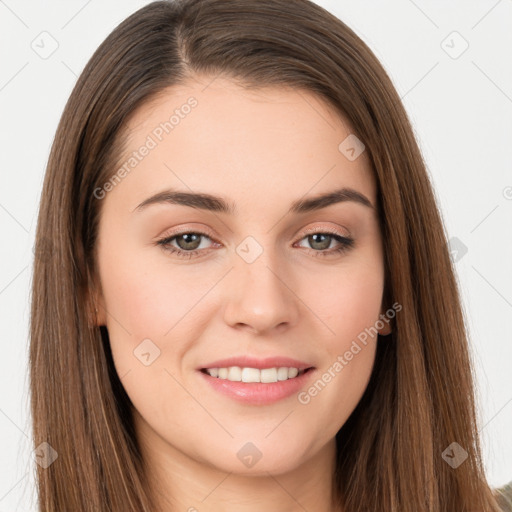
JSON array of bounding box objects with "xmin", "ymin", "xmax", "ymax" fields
[{"xmin": 30, "ymin": 0, "xmax": 503, "ymax": 510}]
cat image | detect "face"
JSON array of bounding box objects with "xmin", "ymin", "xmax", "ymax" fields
[{"xmin": 93, "ymin": 75, "xmax": 390, "ymax": 477}]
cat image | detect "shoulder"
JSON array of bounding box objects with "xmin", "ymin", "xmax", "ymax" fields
[{"xmin": 495, "ymin": 480, "xmax": 512, "ymax": 512}]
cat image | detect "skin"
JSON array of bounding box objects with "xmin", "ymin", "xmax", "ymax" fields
[{"xmin": 93, "ymin": 75, "xmax": 391, "ymax": 512}]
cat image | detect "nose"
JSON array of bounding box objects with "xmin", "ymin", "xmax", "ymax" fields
[{"xmin": 222, "ymin": 249, "xmax": 301, "ymax": 335}]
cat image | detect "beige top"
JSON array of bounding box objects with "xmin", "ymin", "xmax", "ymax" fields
[{"xmin": 496, "ymin": 480, "xmax": 512, "ymax": 511}]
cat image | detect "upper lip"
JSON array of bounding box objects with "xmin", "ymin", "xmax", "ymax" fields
[{"xmin": 199, "ymin": 356, "xmax": 314, "ymax": 371}]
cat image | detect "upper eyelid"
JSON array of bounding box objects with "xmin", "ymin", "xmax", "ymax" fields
[{"xmin": 159, "ymin": 221, "xmax": 351, "ymax": 239}]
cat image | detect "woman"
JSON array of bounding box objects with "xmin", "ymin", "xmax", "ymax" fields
[{"xmin": 29, "ymin": 0, "xmax": 510, "ymax": 510}]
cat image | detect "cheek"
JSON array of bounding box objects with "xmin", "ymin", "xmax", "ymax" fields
[
  {"xmin": 296, "ymin": 254, "xmax": 384, "ymax": 413},
  {"xmin": 99, "ymin": 243, "xmax": 205, "ymax": 336},
  {"xmin": 96, "ymin": 241, "xmax": 173, "ymax": 375},
  {"xmin": 98, "ymin": 244, "xmax": 224, "ymax": 380},
  {"xmin": 306, "ymin": 259, "xmax": 385, "ymax": 349},
  {"xmin": 296, "ymin": 274, "xmax": 382, "ymax": 439},
  {"xmin": 97, "ymin": 252, "xmax": 202, "ymax": 428}
]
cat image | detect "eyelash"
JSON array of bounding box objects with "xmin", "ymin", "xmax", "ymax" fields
[{"xmin": 156, "ymin": 228, "xmax": 354, "ymax": 259}]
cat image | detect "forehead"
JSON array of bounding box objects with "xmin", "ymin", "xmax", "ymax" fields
[
  {"xmin": 108, "ymin": 75, "xmax": 376, "ymax": 213},
  {"xmin": 125, "ymin": 75, "xmax": 358, "ymax": 149}
]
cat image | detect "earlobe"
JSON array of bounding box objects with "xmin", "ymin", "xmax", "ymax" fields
[
  {"xmin": 378, "ymin": 319, "xmax": 392, "ymax": 336},
  {"xmin": 91, "ymin": 297, "xmax": 107, "ymax": 327},
  {"xmin": 377, "ymin": 307, "xmax": 393, "ymax": 336},
  {"xmin": 87, "ymin": 280, "xmax": 107, "ymax": 327}
]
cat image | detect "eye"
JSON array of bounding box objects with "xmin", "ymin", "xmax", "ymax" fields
[
  {"xmin": 156, "ymin": 231, "xmax": 217, "ymax": 259},
  {"xmin": 156, "ymin": 228, "xmax": 354, "ymax": 259},
  {"xmin": 295, "ymin": 229, "xmax": 354, "ymax": 257}
]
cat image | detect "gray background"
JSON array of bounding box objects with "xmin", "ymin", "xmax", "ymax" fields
[{"xmin": 1, "ymin": 0, "xmax": 511, "ymax": 509}]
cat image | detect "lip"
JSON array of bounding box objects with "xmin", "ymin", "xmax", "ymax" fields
[
  {"xmin": 198, "ymin": 355, "xmax": 313, "ymax": 371},
  {"xmin": 198, "ymin": 367, "xmax": 316, "ymax": 405}
]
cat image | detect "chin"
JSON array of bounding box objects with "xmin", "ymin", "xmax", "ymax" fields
[{"xmin": 201, "ymin": 439, "xmax": 312, "ymax": 476}]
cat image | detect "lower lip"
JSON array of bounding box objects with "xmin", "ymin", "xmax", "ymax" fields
[{"xmin": 198, "ymin": 368, "xmax": 316, "ymax": 405}]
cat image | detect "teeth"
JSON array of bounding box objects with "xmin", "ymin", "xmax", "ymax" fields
[{"xmin": 204, "ymin": 366, "xmax": 305, "ymax": 382}]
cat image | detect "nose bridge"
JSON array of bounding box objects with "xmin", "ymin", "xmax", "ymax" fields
[{"xmin": 223, "ymin": 234, "xmax": 299, "ymax": 333}]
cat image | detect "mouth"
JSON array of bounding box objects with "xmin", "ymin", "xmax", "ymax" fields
[
  {"xmin": 197, "ymin": 365, "xmax": 317, "ymax": 405},
  {"xmin": 199, "ymin": 366, "xmax": 315, "ymax": 383}
]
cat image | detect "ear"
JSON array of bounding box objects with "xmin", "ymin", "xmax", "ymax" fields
[
  {"xmin": 377, "ymin": 303, "xmax": 393, "ymax": 336},
  {"xmin": 90, "ymin": 291, "xmax": 107, "ymax": 327},
  {"xmin": 86, "ymin": 271, "xmax": 107, "ymax": 327},
  {"xmin": 377, "ymin": 313, "xmax": 392, "ymax": 336},
  {"xmin": 377, "ymin": 281, "xmax": 394, "ymax": 336}
]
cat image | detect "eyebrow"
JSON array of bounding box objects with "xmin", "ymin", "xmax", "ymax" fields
[{"xmin": 133, "ymin": 186, "xmax": 374, "ymax": 215}]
